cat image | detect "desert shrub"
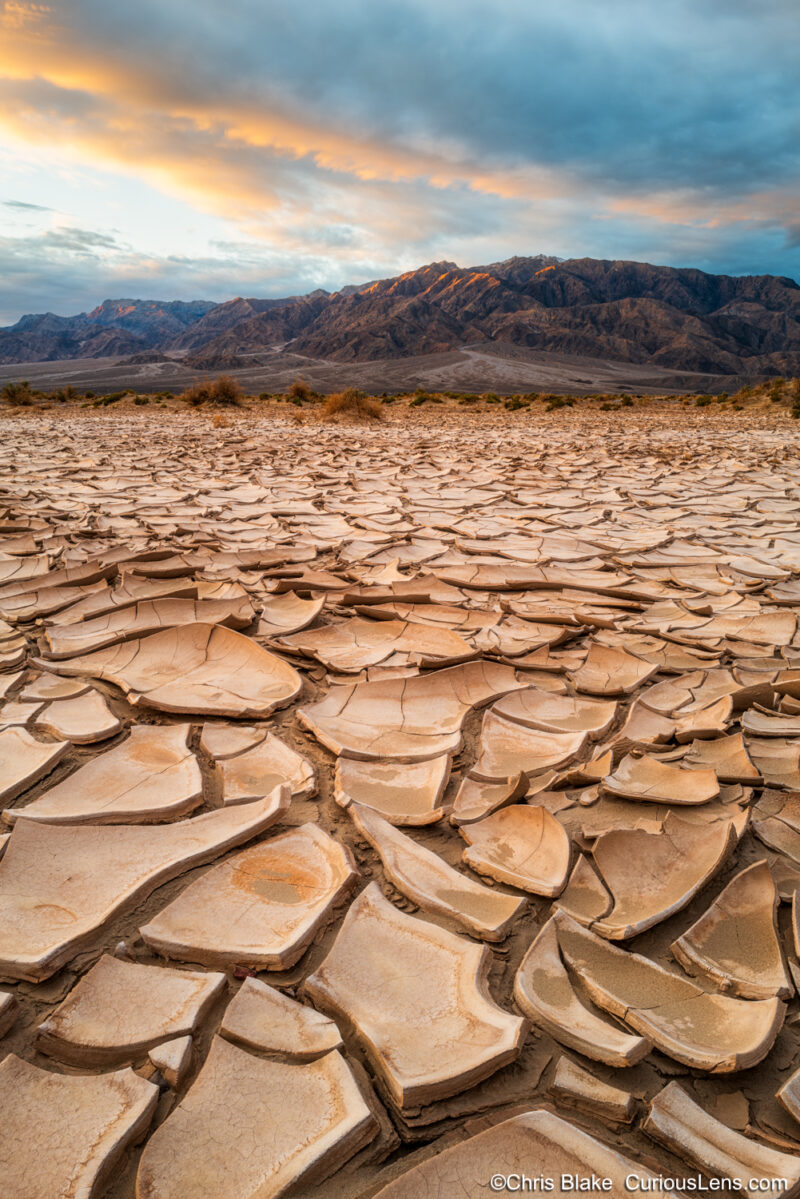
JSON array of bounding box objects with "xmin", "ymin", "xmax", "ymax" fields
[
  {"xmin": 619, "ymin": 396, "xmax": 634, "ymax": 407},
  {"xmin": 322, "ymin": 388, "xmax": 383, "ymax": 421},
  {"xmin": 84, "ymin": 390, "xmax": 95, "ymax": 399},
  {"xmin": 134, "ymin": 396, "xmax": 149, "ymax": 406},
  {"xmin": 180, "ymin": 375, "xmax": 243, "ymax": 407},
  {"xmin": 695, "ymin": 394, "xmax": 713, "ymax": 407},
  {"xmin": 790, "ymin": 378, "xmax": 800, "ymax": 419},
  {"xmin": 504, "ymin": 397, "xmax": 529, "ymax": 411},
  {"xmin": 2, "ymin": 379, "xmax": 33, "ymax": 406},
  {"xmin": 180, "ymin": 382, "xmax": 210, "ymax": 407},
  {"xmin": 482, "ymin": 392, "xmax": 500, "ymax": 403},
  {"xmin": 258, "ymin": 392, "xmax": 272, "ymax": 401},
  {"xmin": 382, "ymin": 395, "xmax": 399, "ymax": 404},
  {"xmin": 209, "ymin": 375, "xmax": 243, "ymax": 406},
  {"xmin": 50, "ymin": 385, "xmax": 77, "ymax": 404},
  {"xmin": 409, "ymin": 390, "xmax": 440, "ymax": 407},
  {"xmin": 458, "ymin": 394, "xmax": 480, "ymax": 405},
  {"xmin": 287, "ymin": 378, "xmax": 315, "ymax": 403},
  {"xmin": 545, "ymin": 396, "xmax": 571, "ymax": 412},
  {"xmin": 600, "ymin": 401, "xmax": 616, "ymax": 411}
]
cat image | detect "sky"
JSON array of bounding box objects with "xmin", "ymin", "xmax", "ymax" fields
[{"xmin": 1, "ymin": 0, "xmax": 798, "ymax": 325}]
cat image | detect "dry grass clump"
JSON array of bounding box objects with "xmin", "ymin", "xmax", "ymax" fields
[
  {"xmin": 178, "ymin": 382, "xmax": 207, "ymax": 408},
  {"xmin": 287, "ymin": 378, "xmax": 317, "ymax": 403},
  {"xmin": 322, "ymin": 388, "xmax": 383, "ymax": 421},
  {"xmin": 409, "ymin": 390, "xmax": 445, "ymax": 407},
  {"xmin": 52, "ymin": 385, "xmax": 79, "ymax": 404},
  {"xmin": 1, "ymin": 380, "xmax": 34, "ymax": 407},
  {"xmin": 180, "ymin": 375, "xmax": 243, "ymax": 407}
]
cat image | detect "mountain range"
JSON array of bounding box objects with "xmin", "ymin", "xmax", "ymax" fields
[{"xmin": 2, "ymin": 256, "xmax": 799, "ymax": 384}]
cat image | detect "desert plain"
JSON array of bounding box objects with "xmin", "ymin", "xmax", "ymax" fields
[{"xmin": 2, "ymin": 396, "xmax": 800, "ymax": 1198}]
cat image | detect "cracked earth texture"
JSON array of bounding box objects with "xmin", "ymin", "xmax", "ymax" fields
[{"xmin": 1, "ymin": 406, "xmax": 800, "ymax": 1198}]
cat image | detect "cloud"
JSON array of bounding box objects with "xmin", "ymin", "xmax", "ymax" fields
[
  {"xmin": 3, "ymin": 198, "xmax": 52, "ymax": 211},
  {"xmin": 42, "ymin": 226, "xmax": 120, "ymax": 251},
  {"xmin": 0, "ymin": 224, "xmax": 398, "ymax": 324},
  {"xmin": 4, "ymin": 0, "xmax": 793, "ymax": 197},
  {"xmin": 0, "ymin": 0, "xmax": 798, "ymax": 319}
]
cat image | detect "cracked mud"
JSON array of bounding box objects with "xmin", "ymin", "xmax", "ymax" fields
[{"xmin": 1, "ymin": 406, "xmax": 800, "ymax": 1198}]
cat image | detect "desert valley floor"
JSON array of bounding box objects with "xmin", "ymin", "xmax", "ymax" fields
[{"xmin": 3, "ymin": 406, "xmax": 800, "ymax": 1198}]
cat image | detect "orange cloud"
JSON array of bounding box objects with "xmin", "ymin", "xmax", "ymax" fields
[
  {"xmin": 0, "ymin": 3, "xmax": 575, "ymax": 219},
  {"xmin": 0, "ymin": 1, "xmax": 790, "ymax": 262},
  {"xmin": 606, "ymin": 187, "xmax": 800, "ymax": 234},
  {"xmin": 0, "ymin": 2, "xmax": 50, "ymax": 29}
]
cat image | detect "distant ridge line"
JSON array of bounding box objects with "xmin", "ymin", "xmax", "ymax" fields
[{"xmin": 2, "ymin": 254, "xmax": 799, "ymax": 377}]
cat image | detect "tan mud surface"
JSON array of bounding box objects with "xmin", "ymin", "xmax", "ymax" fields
[{"xmin": 1, "ymin": 407, "xmax": 800, "ymax": 1197}]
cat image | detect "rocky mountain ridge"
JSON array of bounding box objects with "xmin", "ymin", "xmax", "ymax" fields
[{"xmin": 2, "ymin": 256, "xmax": 799, "ymax": 377}]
